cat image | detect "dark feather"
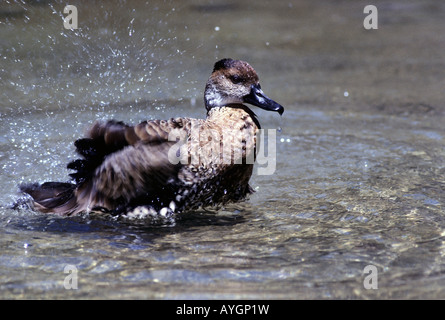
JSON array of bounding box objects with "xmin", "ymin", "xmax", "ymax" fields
[{"xmin": 20, "ymin": 182, "xmax": 77, "ymax": 214}]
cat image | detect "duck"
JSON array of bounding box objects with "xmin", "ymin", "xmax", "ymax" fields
[{"xmin": 20, "ymin": 58, "xmax": 284, "ymax": 219}]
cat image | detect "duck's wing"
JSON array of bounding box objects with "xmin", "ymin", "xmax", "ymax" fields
[
  {"xmin": 68, "ymin": 118, "xmax": 189, "ymax": 184},
  {"xmin": 68, "ymin": 117, "xmax": 195, "ymax": 213}
]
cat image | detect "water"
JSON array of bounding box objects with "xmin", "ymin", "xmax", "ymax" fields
[{"xmin": 1, "ymin": 0, "xmax": 445, "ymax": 299}]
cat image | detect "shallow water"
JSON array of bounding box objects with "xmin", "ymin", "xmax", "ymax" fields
[{"xmin": 1, "ymin": 0, "xmax": 445, "ymax": 299}]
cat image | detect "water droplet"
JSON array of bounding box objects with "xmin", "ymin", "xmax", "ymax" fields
[{"xmin": 277, "ymin": 126, "xmax": 282, "ymax": 133}]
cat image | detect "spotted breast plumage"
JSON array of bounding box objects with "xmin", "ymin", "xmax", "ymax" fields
[{"xmin": 20, "ymin": 58, "xmax": 284, "ymax": 218}]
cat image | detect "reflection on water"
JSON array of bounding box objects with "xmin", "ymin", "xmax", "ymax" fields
[{"xmin": 1, "ymin": 0, "xmax": 445, "ymax": 299}]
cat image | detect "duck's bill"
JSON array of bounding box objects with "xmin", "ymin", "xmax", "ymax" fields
[{"xmin": 243, "ymin": 84, "xmax": 284, "ymax": 115}]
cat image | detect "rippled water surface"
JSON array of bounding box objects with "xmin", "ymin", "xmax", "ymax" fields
[{"xmin": 1, "ymin": 0, "xmax": 445, "ymax": 299}]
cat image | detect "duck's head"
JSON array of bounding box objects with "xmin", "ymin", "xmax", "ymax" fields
[{"xmin": 204, "ymin": 58, "xmax": 284, "ymax": 115}]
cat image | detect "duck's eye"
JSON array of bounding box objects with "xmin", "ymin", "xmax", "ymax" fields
[{"xmin": 229, "ymin": 74, "xmax": 243, "ymax": 84}]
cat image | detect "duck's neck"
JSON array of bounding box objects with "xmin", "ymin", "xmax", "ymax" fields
[{"xmin": 206, "ymin": 104, "xmax": 261, "ymax": 130}]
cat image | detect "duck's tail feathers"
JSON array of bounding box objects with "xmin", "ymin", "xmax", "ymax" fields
[{"xmin": 19, "ymin": 182, "xmax": 79, "ymax": 216}]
